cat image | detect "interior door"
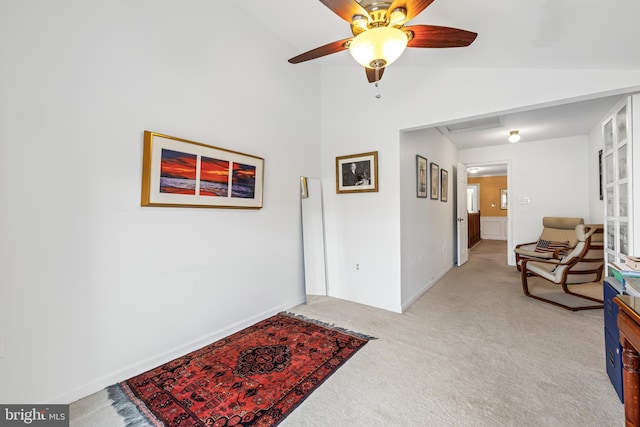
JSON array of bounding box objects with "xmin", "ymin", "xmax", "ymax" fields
[{"xmin": 456, "ymin": 163, "xmax": 469, "ymax": 266}]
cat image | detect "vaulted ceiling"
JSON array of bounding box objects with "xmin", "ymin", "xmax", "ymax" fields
[
  {"xmin": 239, "ymin": 0, "xmax": 640, "ymax": 70},
  {"xmin": 238, "ymin": 1, "xmax": 640, "ymax": 150}
]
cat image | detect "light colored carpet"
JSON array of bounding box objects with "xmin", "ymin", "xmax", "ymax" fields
[{"xmin": 71, "ymin": 240, "xmax": 624, "ymax": 426}]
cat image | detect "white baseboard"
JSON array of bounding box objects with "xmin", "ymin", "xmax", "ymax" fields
[
  {"xmin": 49, "ymin": 296, "xmax": 307, "ymax": 404},
  {"xmin": 401, "ymin": 263, "xmax": 453, "ymax": 312}
]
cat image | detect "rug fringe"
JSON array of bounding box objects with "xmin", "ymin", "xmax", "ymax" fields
[
  {"xmin": 280, "ymin": 311, "xmax": 377, "ymax": 340},
  {"xmin": 107, "ymin": 383, "xmax": 160, "ymax": 427}
]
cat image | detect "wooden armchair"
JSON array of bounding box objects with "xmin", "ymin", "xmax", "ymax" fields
[
  {"xmin": 520, "ymin": 224, "xmax": 604, "ymax": 311},
  {"xmin": 515, "ymin": 217, "xmax": 584, "ymax": 271}
]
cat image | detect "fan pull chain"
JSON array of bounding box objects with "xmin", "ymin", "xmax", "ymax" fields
[{"xmin": 373, "ymin": 66, "xmax": 382, "ymax": 98}]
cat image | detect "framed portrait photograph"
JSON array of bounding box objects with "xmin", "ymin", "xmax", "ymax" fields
[
  {"xmin": 336, "ymin": 151, "xmax": 378, "ymax": 194},
  {"xmin": 440, "ymin": 169, "xmax": 448, "ymax": 202},
  {"xmin": 141, "ymin": 131, "xmax": 264, "ymax": 209},
  {"xmin": 430, "ymin": 162, "xmax": 439, "ymax": 200},
  {"xmin": 416, "ymin": 155, "xmax": 428, "ymax": 198}
]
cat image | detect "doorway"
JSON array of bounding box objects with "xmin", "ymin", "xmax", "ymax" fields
[
  {"xmin": 467, "ymin": 183, "xmax": 481, "ymax": 248},
  {"xmin": 465, "ymin": 161, "xmax": 511, "ymax": 264}
]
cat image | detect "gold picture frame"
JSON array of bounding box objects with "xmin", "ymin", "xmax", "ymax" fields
[
  {"xmin": 300, "ymin": 176, "xmax": 309, "ymax": 199},
  {"xmin": 141, "ymin": 131, "xmax": 264, "ymax": 209},
  {"xmin": 500, "ymin": 188, "xmax": 508, "ymax": 210},
  {"xmin": 336, "ymin": 151, "xmax": 378, "ymax": 194}
]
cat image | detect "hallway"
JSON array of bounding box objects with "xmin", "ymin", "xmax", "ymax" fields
[{"xmin": 469, "ymin": 239, "xmax": 508, "ymax": 265}]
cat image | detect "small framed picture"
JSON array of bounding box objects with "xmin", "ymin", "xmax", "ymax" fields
[
  {"xmin": 300, "ymin": 176, "xmax": 309, "ymax": 199},
  {"xmin": 430, "ymin": 162, "xmax": 439, "ymax": 200},
  {"xmin": 598, "ymin": 149, "xmax": 603, "ymax": 200},
  {"xmin": 416, "ymin": 155, "xmax": 428, "ymax": 198},
  {"xmin": 440, "ymin": 169, "xmax": 448, "ymax": 202},
  {"xmin": 336, "ymin": 151, "xmax": 378, "ymax": 194}
]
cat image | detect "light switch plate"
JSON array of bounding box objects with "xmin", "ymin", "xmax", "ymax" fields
[{"xmin": 519, "ymin": 197, "xmax": 531, "ymax": 205}]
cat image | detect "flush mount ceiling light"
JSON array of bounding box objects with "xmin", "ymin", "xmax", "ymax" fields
[
  {"xmin": 287, "ymin": 1, "xmax": 477, "ymax": 84},
  {"xmin": 468, "ymin": 167, "xmax": 479, "ymax": 174},
  {"xmin": 509, "ymin": 130, "xmax": 521, "ymax": 143}
]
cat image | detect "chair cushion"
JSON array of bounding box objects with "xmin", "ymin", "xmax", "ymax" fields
[
  {"xmin": 526, "ymin": 260, "xmax": 560, "ymax": 281},
  {"xmin": 537, "ymin": 218, "xmax": 584, "ymax": 246},
  {"xmin": 534, "ymin": 240, "xmax": 570, "ymax": 255},
  {"xmin": 542, "ymin": 217, "xmax": 584, "ymax": 229}
]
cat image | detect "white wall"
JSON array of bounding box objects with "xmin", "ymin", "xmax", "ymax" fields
[
  {"xmin": 400, "ymin": 128, "xmax": 457, "ymax": 310},
  {"xmin": 0, "ymin": 1, "xmax": 320, "ymax": 403},
  {"xmin": 320, "ymin": 66, "xmax": 640, "ymax": 312}
]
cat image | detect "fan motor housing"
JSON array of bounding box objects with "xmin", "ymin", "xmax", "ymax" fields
[{"xmin": 358, "ymin": 0, "xmax": 393, "ymax": 13}]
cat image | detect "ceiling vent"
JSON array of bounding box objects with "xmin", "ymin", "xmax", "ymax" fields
[{"xmin": 437, "ymin": 116, "xmax": 504, "ymax": 135}]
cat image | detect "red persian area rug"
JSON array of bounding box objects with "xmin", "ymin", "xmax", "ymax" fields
[{"xmin": 108, "ymin": 312, "xmax": 373, "ymax": 427}]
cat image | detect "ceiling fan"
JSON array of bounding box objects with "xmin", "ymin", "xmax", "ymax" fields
[{"xmin": 288, "ymin": 0, "xmax": 477, "ymax": 83}]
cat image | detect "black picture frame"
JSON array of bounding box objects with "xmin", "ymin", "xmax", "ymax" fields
[
  {"xmin": 416, "ymin": 155, "xmax": 428, "ymax": 198},
  {"xmin": 440, "ymin": 169, "xmax": 448, "ymax": 202},
  {"xmin": 599, "ymin": 149, "xmax": 603, "ymax": 200},
  {"xmin": 430, "ymin": 162, "xmax": 439, "ymax": 200}
]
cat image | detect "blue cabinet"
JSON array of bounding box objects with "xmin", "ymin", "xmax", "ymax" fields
[{"xmin": 604, "ymin": 278, "xmax": 624, "ymax": 403}]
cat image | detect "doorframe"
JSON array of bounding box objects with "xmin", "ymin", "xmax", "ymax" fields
[{"xmin": 464, "ymin": 160, "xmax": 513, "ymax": 265}]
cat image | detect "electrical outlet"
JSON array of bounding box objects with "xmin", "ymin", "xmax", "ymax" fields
[{"xmin": 356, "ymin": 264, "xmax": 360, "ymax": 270}]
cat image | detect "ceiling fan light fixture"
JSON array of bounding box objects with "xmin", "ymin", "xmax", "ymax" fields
[
  {"xmin": 349, "ymin": 26, "xmax": 408, "ymax": 69},
  {"xmin": 351, "ymin": 14, "xmax": 369, "ymax": 36},
  {"xmin": 388, "ymin": 7, "xmax": 407, "ymax": 27},
  {"xmin": 508, "ymin": 130, "xmax": 521, "ymax": 143}
]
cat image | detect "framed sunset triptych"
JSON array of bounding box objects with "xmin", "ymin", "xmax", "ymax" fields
[{"xmin": 141, "ymin": 131, "xmax": 264, "ymax": 209}]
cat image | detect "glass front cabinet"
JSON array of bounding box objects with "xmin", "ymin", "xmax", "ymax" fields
[{"xmin": 603, "ymin": 96, "xmax": 637, "ymax": 269}]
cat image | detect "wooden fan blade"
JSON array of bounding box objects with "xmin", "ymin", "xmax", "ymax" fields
[
  {"xmin": 387, "ymin": 0, "xmax": 435, "ymax": 22},
  {"xmin": 366, "ymin": 67, "xmax": 385, "ymax": 83},
  {"xmin": 320, "ymin": 0, "xmax": 370, "ymax": 23},
  {"xmin": 288, "ymin": 38, "xmax": 352, "ymax": 64},
  {"xmin": 405, "ymin": 25, "xmax": 477, "ymax": 48}
]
